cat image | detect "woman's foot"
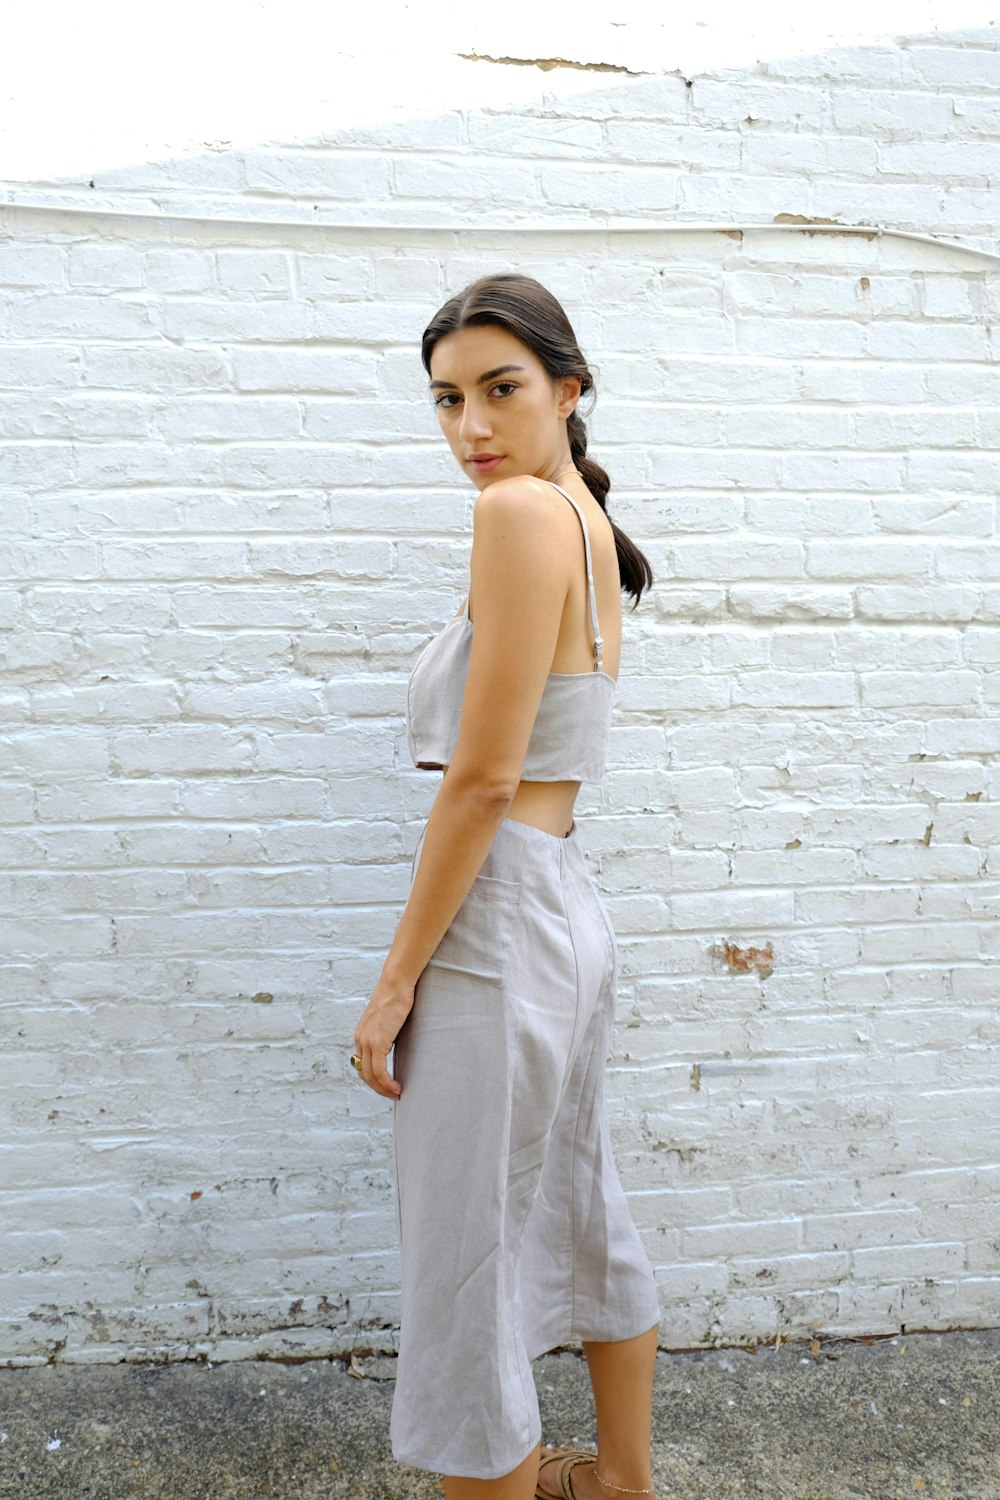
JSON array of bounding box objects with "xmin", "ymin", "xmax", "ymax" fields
[
  {"xmin": 536, "ymin": 1447, "xmax": 597, "ymax": 1499},
  {"xmin": 536, "ymin": 1445, "xmax": 656, "ymax": 1500}
]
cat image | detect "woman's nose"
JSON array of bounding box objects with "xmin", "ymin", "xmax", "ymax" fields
[{"xmin": 459, "ymin": 401, "xmax": 491, "ymax": 440}]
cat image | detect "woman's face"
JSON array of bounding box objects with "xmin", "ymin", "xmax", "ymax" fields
[{"xmin": 427, "ymin": 324, "xmax": 581, "ymax": 490}]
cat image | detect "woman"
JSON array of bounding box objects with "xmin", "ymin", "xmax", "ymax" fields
[{"xmin": 352, "ymin": 274, "xmax": 660, "ymax": 1500}]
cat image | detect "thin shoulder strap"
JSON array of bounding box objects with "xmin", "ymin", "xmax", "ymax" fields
[{"xmin": 547, "ymin": 482, "xmax": 604, "ymax": 671}]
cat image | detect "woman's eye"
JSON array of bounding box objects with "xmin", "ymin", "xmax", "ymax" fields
[{"xmin": 433, "ymin": 383, "xmax": 515, "ymax": 408}]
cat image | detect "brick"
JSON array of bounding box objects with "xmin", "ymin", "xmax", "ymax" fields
[
  {"xmin": 143, "ymin": 249, "xmax": 215, "ymax": 293},
  {"xmin": 233, "ymin": 347, "xmax": 378, "ymax": 394},
  {"xmin": 158, "ymin": 399, "xmax": 301, "ymax": 445},
  {"xmin": 242, "ymin": 151, "xmax": 390, "ymax": 199},
  {"xmin": 0, "ymin": 343, "xmax": 81, "ymax": 387},
  {"xmin": 0, "ymin": 245, "xmax": 67, "ymax": 286},
  {"xmin": 468, "ymin": 114, "xmax": 603, "ymax": 158},
  {"xmin": 214, "ymin": 250, "xmax": 293, "ymax": 295},
  {"xmin": 82, "ymin": 344, "xmax": 230, "ymax": 391},
  {"xmin": 67, "ymin": 244, "xmax": 143, "ymax": 289},
  {"xmin": 8, "ymin": 293, "xmax": 152, "ymax": 339},
  {"xmin": 392, "ymin": 156, "xmax": 535, "ymax": 204},
  {"xmin": 159, "ymin": 299, "xmax": 309, "ymax": 343},
  {"xmin": 100, "ymin": 541, "xmax": 248, "ymax": 581}
]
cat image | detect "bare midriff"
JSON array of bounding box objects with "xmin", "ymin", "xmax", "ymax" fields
[
  {"xmin": 505, "ymin": 778, "xmax": 581, "ymax": 838},
  {"xmin": 438, "ymin": 770, "xmax": 580, "ymax": 839}
]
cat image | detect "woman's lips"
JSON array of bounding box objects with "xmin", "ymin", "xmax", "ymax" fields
[{"xmin": 468, "ymin": 455, "xmax": 504, "ymax": 473}]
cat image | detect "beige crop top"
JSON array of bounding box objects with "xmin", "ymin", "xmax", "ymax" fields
[{"xmin": 405, "ymin": 482, "xmax": 615, "ymax": 784}]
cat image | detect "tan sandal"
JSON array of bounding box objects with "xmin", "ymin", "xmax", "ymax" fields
[{"xmin": 535, "ymin": 1446, "xmax": 598, "ymax": 1500}]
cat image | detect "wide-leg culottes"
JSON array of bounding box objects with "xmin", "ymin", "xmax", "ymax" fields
[{"xmin": 390, "ymin": 816, "xmax": 661, "ymax": 1481}]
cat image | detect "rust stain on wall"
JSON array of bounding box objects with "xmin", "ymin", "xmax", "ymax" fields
[{"xmin": 710, "ymin": 940, "xmax": 775, "ymax": 979}]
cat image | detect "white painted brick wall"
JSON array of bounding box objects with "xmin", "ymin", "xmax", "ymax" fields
[{"xmin": 2, "ymin": 9, "xmax": 999, "ymax": 1364}]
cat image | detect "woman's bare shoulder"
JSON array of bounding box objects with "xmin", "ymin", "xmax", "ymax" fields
[{"xmin": 472, "ymin": 475, "xmax": 573, "ymax": 529}]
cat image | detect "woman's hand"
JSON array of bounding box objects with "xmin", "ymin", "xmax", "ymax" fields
[{"xmin": 353, "ymin": 973, "xmax": 415, "ymax": 1100}]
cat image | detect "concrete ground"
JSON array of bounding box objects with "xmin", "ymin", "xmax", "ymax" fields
[{"xmin": 0, "ymin": 1328, "xmax": 998, "ymax": 1499}]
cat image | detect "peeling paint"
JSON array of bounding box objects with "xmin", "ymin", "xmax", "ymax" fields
[
  {"xmin": 710, "ymin": 941, "xmax": 775, "ymax": 979},
  {"xmin": 773, "ymin": 211, "xmax": 879, "ymax": 242},
  {"xmin": 457, "ymin": 50, "xmax": 640, "ymax": 75},
  {"xmin": 650, "ymin": 1141, "xmax": 704, "ymax": 1163}
]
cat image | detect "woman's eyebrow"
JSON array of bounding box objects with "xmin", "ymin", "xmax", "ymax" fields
[{"xmin": 428, "ymin": 364, "xmax": 526, "ymax": 391}]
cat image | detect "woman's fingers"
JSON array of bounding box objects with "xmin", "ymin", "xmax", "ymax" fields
[
  {"xmin": 355, "ymin": 1038, "xmax": 401, "ymax": 1100},
  {"xmin": 353, "ymin": 986, "xmax": 412, "ymax": 1100},
  {"xmin": 371, "ymin": 1047, "xmax": 401, "ymax": 1099}
]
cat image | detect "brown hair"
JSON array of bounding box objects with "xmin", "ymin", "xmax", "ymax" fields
[{"xmin": 421, "ymin": 272, "xmax": 653, "ymax": 606}]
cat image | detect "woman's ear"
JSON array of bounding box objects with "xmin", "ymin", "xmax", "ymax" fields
[{"xmin": 556, "ymin": 375, "xmax": 583, "ymax": 419}]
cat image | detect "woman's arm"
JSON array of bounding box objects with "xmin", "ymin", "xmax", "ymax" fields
[{"xmin": 354, "ymin": 478, "xmax": 568, "ymax": 1097}]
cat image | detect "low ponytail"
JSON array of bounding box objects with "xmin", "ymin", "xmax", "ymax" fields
[
  {"xmin": 422, "ymin": 273, "xmax": 655, "ymax": 607},
  {"xmin": 568, "ymin": 408, "xmax": 653, "ymax": 608}
]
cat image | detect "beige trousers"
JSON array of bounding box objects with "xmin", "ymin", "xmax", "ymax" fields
[{"xmin": 390, "ymin": 816, "xmax": 661, "ymax": 1480}]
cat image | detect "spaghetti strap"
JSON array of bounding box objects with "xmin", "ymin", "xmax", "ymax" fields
[{"xmin": 547, "ymin": 481, "xmax": 604, "ymax": 671}]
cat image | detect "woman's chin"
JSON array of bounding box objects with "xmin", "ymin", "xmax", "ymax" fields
[{"xmin": 467, "ymin": 470, "xmax": 506, "ymax": 491}]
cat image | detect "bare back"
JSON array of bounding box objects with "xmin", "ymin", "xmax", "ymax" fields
[{"xmin": 448, "ymin": 477, "xmax": 621, "ymax": 837}]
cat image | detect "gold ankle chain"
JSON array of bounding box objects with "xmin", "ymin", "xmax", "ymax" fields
[{"xmin": 595, "ymin": 1472, "xmax": 654, "ymax": 1495}]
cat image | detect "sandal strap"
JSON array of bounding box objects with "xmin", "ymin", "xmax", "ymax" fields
[
  {"xmin": 537, "ymin": 1450, "xmax": 598, "ymax": 1500},
  {"xmin": 555, "ymin": 1453, "xmax": 597, "ymax": 1500}
]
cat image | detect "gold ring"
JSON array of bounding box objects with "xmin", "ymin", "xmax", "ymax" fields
[{"xmin": 350, "ymin": 1053, "xmax": 362, "ymax": 1071}]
